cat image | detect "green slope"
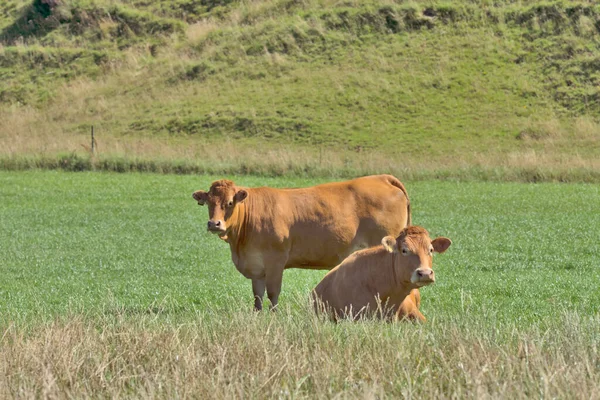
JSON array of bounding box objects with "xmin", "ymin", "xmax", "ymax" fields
[{"xmin": 1, "ymin": 0, "xmax": 599, "ymax": 173}]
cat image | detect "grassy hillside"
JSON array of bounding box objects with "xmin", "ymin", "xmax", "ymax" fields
[{"xmin": 1, "ymin": 0, "xmax": 599, "ymax": 179}]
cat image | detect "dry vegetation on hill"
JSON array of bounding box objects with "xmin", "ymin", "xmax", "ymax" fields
[{"xmin": 1, "ymin": 0, "xmax": 599, "ymax": 180}]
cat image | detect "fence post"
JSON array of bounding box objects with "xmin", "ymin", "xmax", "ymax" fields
[{"xmin": 91, "ymin": 125, "xmax": 95, "ymax": 155}]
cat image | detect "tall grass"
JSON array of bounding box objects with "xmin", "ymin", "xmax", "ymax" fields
[
  {"xmin": 1, "ymin": 301, "xmax": 598, "ymax": 398},
  {"xmin": 2, "ymin": 144, "xmax": 600, "ymax": 182}
]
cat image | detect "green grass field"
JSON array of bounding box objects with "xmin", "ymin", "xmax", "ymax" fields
[{"xmin": 1, "ymin": 171, "xmax": 599, "ymax": 397}]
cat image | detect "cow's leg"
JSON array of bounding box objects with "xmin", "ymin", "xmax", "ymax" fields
[
  {"xmin": 394, "ymin": 295, "xmax": 426, "ymax": 322},
  {"xmin": 252, "ymin": 279, "xmax": 266, "ymax": 311},
  {"xmin": 409, "ymin": 309, "xmax": 427, "ymax": 322},
  {"xmin": 265, "ymin": 268, "xmax": 284, "ymax": 311}
]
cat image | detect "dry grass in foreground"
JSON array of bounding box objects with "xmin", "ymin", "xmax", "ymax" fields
[{"xmin": 1, "ymin": 304, "xmax": 598, "ymax": 399}]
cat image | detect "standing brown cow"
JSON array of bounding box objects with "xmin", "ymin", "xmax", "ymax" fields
[{"xmin": 192, "ymin": 175, "xmax": 410, "ymax": 310}]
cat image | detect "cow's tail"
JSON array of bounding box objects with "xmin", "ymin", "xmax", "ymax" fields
[{"xmin": 386, "ymin": 175, "xmax": 411, "ymax": 227}]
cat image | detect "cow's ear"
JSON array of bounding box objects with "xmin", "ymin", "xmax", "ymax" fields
[
  {"xmin": 432, "ymin": 237, "xmax": 452, "ymax": 254},
  {"xmin": 192, "ymin": 190, "xmax": 208, "ymax": 206},
  {"xmin": 234, "ymin": 189, "xmax": 248, "ymax": 203},
  {"xmin": 381, "ymin": 236, "xmax": 398, "ymax": 253}
]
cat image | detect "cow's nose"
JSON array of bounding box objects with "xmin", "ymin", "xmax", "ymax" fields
[
  {"xmin": 417, "ymin": 269, "xmax": 433, "ymax": 278},
  {"xmin": 207, "ymin": 220, "xmax": 221, "ymax": 229}
]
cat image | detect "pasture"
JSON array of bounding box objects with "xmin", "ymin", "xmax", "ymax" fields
[{"xmin": 0, "ymin": 170, "xmax": 599, "ymax": 398}]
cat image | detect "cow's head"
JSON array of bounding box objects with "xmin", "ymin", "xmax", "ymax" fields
[
  {"xmin": 382, "ymin": 226, "xmax": 451, "ymax": 288},
  {"xmin": 192, "ymin": 179, "xmax": 248, "ymax": 236}
]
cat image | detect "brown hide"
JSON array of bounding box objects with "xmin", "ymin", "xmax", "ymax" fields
[
  {"xmin": 192, "ymin": 174, "xmax": 411, "ymax": 310},
  {"xmin": 312, "ymin": 226, "xmax": 451, "ymax": 322}
]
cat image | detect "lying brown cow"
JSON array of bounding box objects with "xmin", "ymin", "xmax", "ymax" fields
[
  {"xmin": 192, "ymin": 175, "xmax": 411, "ymax": 310},
  {"xmin": 312, "ymin": 226, "xmax": 451, "ymax": 321}
]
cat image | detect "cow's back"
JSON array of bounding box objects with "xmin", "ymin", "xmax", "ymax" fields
[{"xmin": 282, "ymin": 175, "xmax": 410, "ymax": 269}]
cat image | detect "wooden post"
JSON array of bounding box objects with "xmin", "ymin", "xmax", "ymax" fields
[
  {"xmin": 319, "ymin": 145, "xmax": 322, "ymax": 166},
  {"xmin": 91, "ymin": 125, "xmax": 95, "ymax": 155}
]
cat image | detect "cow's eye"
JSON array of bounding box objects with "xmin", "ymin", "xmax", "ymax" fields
[
  {"xmin": 227, "ymin": 200, "xmax": 234, "ymax": 207},
  {"xmin": 401, "ymin": 248, "xmax": 408, "ymax": 255},
  {"xmin": 429, "ymin": 247, "xmax": 434, "ymax": 254}
]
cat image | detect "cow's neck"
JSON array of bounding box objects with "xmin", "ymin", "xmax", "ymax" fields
[
  {"xmin": 224, "ymin": 192, "xmax": 252, "ymax": 254},
  {"xmin": 376, "ymin": 253, "xmax": 412, "ymax": 301}
]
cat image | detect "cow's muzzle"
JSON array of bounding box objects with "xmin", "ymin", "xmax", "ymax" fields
[
  {"xmin": 207, "ymin": 220, "xmax": 226, "ymax": 233},
  {"xmin": 411, "ymin": 268, "xmax": 435, "ymax": 286}
]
